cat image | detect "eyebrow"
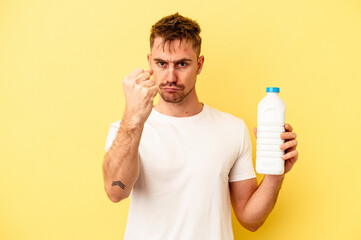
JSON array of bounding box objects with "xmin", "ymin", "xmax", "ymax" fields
[{"xmin": 153, "ymin": 58, "xmax": 193, "ymax": 63}]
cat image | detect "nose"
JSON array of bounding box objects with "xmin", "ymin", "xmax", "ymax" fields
[{"xmin": 166, "ymin": 67, "xmax": 177, "ymax": 84}]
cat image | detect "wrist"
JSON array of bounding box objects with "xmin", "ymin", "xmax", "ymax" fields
[
  {"xmin": 122, "ymin": 108, "xmax": 146, "ymax": 130},
  {"xmin": 262, "ymin": 174, "xmax": 285, "ymax": 189}
]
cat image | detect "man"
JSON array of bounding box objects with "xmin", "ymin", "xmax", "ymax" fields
[{"xmin": 103, "ymin": 13, "xmax": 298, "ymax": 239}]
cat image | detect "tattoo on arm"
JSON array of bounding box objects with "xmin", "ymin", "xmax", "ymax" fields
[{"xmin": 112, "ymin": 180, "xmax": 126, "ymax": 189}]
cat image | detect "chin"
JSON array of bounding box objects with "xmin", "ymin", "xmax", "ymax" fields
[{"xmin": 160, "ymin": 92, "xmax": 184, "ymax": 103}]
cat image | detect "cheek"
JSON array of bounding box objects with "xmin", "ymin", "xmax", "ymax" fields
[
  {"xmin": 184, "ymin": 71, "xmax": 196, "ymax": 83},
  {"xmin": 151, "ymin": 72, "xmax": 163, "ymax": 85}
]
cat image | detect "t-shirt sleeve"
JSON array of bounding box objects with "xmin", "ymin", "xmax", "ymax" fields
[
  {"xmin": 228, "ymin": 120, "xmax": 256, "ymax": 182},
  {"xmin": 104, "ymin": 120, "xmax": 121, "ymax": 152}
]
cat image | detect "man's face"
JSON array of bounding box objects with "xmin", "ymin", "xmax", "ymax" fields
[{"xmin": 148, "ymin": 37, "xmax": 204, "ymax": 104}]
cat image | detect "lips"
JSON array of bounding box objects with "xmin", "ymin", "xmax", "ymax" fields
[
  {"xmin": 162, "ymin": 87, "xmax": 181, "ymax": 92},
  {"xmin": 163, "ymin": 87, "xmax": 181, "ymax": 90}
]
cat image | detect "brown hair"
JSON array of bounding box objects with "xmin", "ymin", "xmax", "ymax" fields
[{"xmin": 150, "ymin": 13, "xmax": 202, "ymax": 56}]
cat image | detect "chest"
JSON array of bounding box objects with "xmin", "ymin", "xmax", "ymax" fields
[{"xmin": 138, "ymin": 122, "xmax": 240, "ymax": 185}]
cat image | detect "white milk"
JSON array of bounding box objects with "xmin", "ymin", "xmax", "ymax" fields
[{"xmin": 256, "ymin": 87, "xmax": 286, "ymax": 175}]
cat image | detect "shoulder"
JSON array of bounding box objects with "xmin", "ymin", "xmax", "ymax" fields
[{"xmin": 206, "ymin": 104, "xmax": 247, "ymax": 128}]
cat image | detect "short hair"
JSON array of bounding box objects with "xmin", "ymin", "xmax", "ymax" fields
[{"xmin": 150, "ymin": 13, "xmax": 202, "ymax": 56}]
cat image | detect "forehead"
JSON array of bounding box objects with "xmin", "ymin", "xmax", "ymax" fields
[{"xmin": 151, "ymin": 37, "xmax": 197, "ymax": 59}]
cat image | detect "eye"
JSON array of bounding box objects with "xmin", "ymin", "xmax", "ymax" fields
[
  {"xmin": 158, "ymin": 62, "xmax": 166, "ymax": 67},
  {"xmin": 177, "ymin": 62, "xmax": 186, "ymax": 67}
]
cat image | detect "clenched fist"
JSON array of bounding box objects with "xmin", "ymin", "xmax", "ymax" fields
[{"xmin": 122, "ymin": 68, "xmax": 158, "ymax": 126}]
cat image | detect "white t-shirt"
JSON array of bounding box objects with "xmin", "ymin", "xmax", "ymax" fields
[{"xmin": 104, "ymin": 104, "xmax": 256, "ymax": 240}]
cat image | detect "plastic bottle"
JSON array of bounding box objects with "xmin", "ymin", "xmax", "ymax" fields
[{"xmin": 256, "ymin": 87, "xmax": 286, "ymax": 175}]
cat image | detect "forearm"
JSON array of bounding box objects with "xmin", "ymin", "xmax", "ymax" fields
[
  {"xmin": 240, "ymin": 175, "xmax": 285, "ymax": 231},
  {"xmin": 102, "ymin": 113, "xmax": 144, "ymax": 203}
]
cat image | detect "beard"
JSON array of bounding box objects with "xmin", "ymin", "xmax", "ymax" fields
[{"xmin": 159, "ymin": 83, "xmax": 195, "ymax": 103}]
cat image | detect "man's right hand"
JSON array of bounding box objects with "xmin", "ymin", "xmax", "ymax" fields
[{"xmin": 122, "ymin": 68, "xmax": 158, "ymax": 126}]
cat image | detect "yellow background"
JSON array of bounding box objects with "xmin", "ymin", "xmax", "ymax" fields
[{"xmin": 1, "ymin": 0, "xmax": 361, "ymax": 239}]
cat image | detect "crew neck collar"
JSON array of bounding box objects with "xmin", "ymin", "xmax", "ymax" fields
[{"xmin": 151, "ymin": 103, "xmax": 207, "ymax": 121}]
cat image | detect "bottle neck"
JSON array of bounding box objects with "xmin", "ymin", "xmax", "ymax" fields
[{"xmin": 267, "ymin": 92, "xmax": 279, "ymax": 96}]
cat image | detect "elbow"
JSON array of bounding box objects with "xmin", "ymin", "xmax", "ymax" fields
[
  {"xmin": 108, "ymin": 195, "xmax": 122, "ymax": 203},
  {"xmin": 239, "ymin": 219, "xmax": 264, "ymax": 232},
  {"xmin": 107, "ymin": 192, "xmax": 129, "ymax": 203},
  {"xmin": 246, "ymin": 225, "xmax": 261, "ymax": 232},
  {"xmin": 105, "ymin": 187, "xmax": 130, "ymax": 203}
]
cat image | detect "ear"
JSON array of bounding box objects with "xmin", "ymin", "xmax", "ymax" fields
[
  {"xmin": 197, "ymin": 55, "xmax": 205, "ymax": 75},
  {"xmin": 147, "ymin": 54, "xmax": 152, "ymax": 70}
]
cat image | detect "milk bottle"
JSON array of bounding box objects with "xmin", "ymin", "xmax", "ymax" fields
[{"xmin": 256, "ymin": 87, "xmax": 286, "ymax": 175}]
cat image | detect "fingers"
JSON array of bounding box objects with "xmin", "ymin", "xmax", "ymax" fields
[
  {"xmin": 284, "ymin": 145, "xmax": 296, "ymax": 153},
  {"xmin": 135, "ymin": 70, "xmax": 153, "ymax": 84},
  {"xmin": 281, "ymin": 145, "xmax": 299, "ymax": 170},
  {"xmin": 280, "ymin": 123, "xmax": 299, "ymax": 169},
  {"xmin": 282, "ymin": 149, "xmax": 298, "ymax": 160},
  {"xmin": 146, "ymin": 69, "xmax": 153, "ymax": 75},
  {"xmin": 280, "ymin": 139, "xmax": 298, "ymax": 151},
  {"xmin": 125, "ymin": 68, "xmax": 156, "ymax": 89},
  {"xmin": 128, "ymin": 68, "xmax": 144, "ymax": 78},
  {"xmin": 281, "ymin": 131, "xmax": 297, "ymax": 140},
  {"xmin": 284, "ymin": 123, "xmax": 293, "ymax": 132},
  {"xmin": 126, "ymin": 68, "xmax": 153, "ymax": 83},
  {"xmin": 284, "ymin": 156, "xmax": 298, "ymax": 173},
  {"xmin": 139, "ymin": 79, "xmax": 155, "ymax": 88},
  {"xmin": 148, "ymin": 85, "xmax": 159, "ymax": 97}
]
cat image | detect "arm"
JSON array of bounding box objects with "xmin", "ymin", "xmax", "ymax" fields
[
  {"xmin": 229, "ymin": 175, "xmax": 284, "ymax": 232},
  {"xmin": 102, "ymin": 68, "xmax": 158, "ymax": 203},
  {"xmin": 230, "ymin": 123, "xmax": 298, "ymax": 231},
  {"xmin": 102, "ymin": 113, "xmax": 144, "ymax": 203}
]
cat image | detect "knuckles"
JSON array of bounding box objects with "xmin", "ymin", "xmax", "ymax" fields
[
  {"xmin": 281, "ymin": 139, "xmax": 298, "ymax": 150},
  {"xmin": 122, "ymin": 76, "xmax": 129, "ymax": 84},
  {"xmin": 140, "ymin": 87, "xmax": 149, "ymax": 96},
  {"xmin": 284, "ymin": 149, "xmax": 298, "ymax": 160},
  {"xmin": 281, "ymin": 132, "xmax": 297, "ymax": 140},
  {"xmin": 294, "ymin": 150, "xmax": 298, "ymax": 157},
  {"xmin": 122, "ymin": 69, "xmax": 156, "ymax": 111},
  {"xmin": 122, "ymin": 75, "xmax": 135, "ymax": 87}
]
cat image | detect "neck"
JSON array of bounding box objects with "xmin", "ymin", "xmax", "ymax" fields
[{"xmin": 154, "ymin": 88, "xmax": 203, "ymax": 117}]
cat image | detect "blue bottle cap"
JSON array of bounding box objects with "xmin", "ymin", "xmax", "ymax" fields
[{"xmin": 266, "ymin": 87, "xmax": 280, "ymax": 93}]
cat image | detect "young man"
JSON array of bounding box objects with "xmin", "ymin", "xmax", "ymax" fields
[{"xmin": 103, "ymin": 13, "xmax": 298, "ymax": 239}]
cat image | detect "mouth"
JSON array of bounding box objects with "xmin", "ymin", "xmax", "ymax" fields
[{"xmin": 162, "ymin": 87, "xmax": 182, "ymax": 93}]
